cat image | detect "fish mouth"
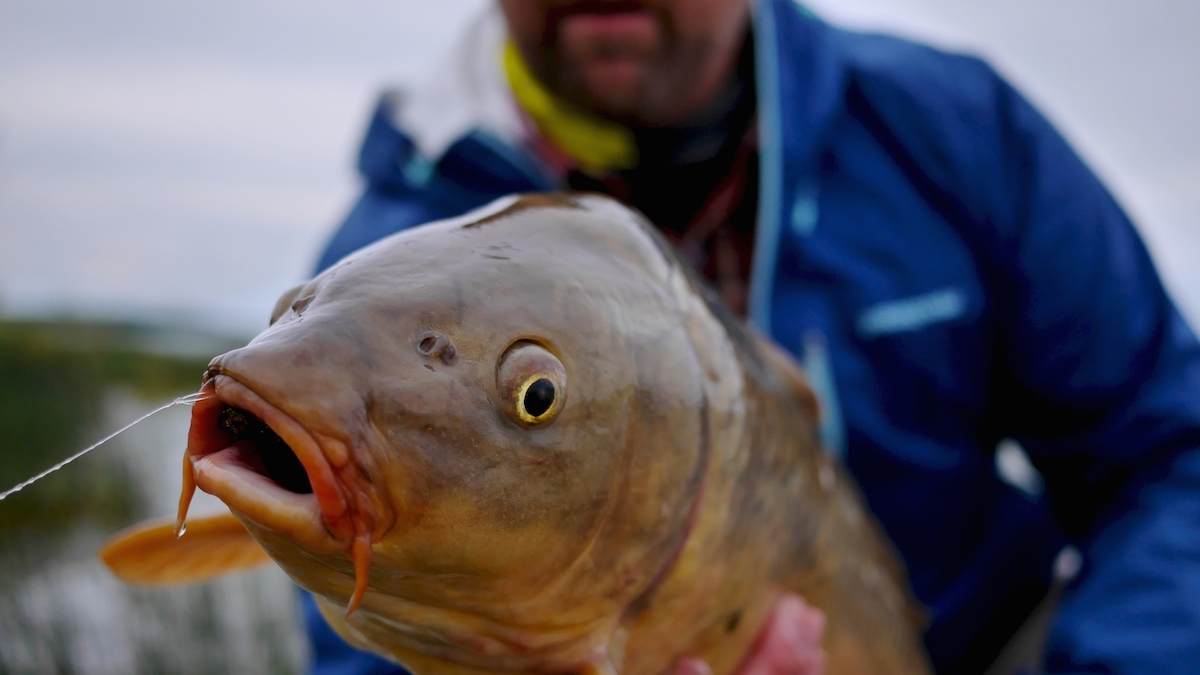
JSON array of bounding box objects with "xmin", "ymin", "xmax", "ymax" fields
[
  {"xmin": 181, "ymin": 373, "xmax": 379, "ymax": 614},
  {"xmin": 183, "ymin": 374, "xmax": 349, "ymax": 554}
]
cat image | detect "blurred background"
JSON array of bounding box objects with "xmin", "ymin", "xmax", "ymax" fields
[{"xmin": 0, "ymin": 0, "xmax": 1196, "ymax": 673}]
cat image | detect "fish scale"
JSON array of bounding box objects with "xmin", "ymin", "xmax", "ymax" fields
[{"xmin": 101, "ymin": 193, "xmax": 930, "ymax": 674}]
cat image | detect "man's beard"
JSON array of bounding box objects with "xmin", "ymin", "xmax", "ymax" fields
[{"xmin": 529, "ymin": 4, "xmax": 720, "ymax": 126}]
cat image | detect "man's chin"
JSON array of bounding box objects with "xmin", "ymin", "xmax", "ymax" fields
[{"xmin": 574, "ymin": 63, "xmax": 648, "ymax": 119}]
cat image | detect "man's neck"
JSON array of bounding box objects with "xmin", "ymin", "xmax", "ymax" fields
[{"xmin": 625, "ymin": 32, "xmax": 756, "ymax": 170}]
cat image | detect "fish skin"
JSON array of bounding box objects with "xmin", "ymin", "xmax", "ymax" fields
[{"xmin": 160, "ymin": 193, "xmax": 931, "ymax": 673}]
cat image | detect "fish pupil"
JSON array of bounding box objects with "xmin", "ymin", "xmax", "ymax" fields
[{"xmin": 523, "ymin": 378, "xmax": 556, "ymax": 418}]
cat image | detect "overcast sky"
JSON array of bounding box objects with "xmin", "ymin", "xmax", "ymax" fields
[{"xmin": 0, "ymin": 0, "xmax": 1197, "ymax": 338}]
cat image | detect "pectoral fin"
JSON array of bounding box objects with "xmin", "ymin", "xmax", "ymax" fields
[{"xmin": 100, "ymin": 511, "xmax": 272, "ymax": 585}]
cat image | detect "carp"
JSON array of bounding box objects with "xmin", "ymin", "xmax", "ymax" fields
[{"xmin": 102, "ymin": 193, "xmax": 930, "ymax": 674}]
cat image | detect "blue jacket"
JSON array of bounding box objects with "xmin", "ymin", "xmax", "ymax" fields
[{"xmin": 308, "ymin": 1, "xmax": 1200, "ymax": 673}]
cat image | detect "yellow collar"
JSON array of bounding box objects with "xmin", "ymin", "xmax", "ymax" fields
[{"xmin": 503, "ymin": 41, "xmax": 637, "ymax": 172}]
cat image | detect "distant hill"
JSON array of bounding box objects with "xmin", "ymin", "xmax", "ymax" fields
[{"xmin": 0, "ymin": 316, "xmax": 248, "ymax": 358}]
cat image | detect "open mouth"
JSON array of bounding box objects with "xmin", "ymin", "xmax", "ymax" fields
[
  {"xmin": 181, "ymin": 372, "xmax": 378, "ymax": 613},
  {"xmin": 181, "ymin": 374, "xmax": 351, "ymax": 554},
  {"xmin": 214, "ymin": 406, "xmax": 313, "ymax": 495}
]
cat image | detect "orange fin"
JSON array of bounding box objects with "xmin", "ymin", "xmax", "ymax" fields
[{"xmin": 100, "ymin": 511, "xmax": 272, "ymax": 585}]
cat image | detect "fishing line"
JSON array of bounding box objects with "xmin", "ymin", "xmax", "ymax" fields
[{"xmin": 0, "ymin": 391, "xmax": 210, "ymax": 502}]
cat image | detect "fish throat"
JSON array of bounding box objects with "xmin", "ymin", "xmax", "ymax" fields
[{"xmin": 216, "ymin": 407, "xmax": 313, "ymax": 494}]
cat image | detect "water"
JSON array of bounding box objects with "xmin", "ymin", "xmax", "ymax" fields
[
  {"xmin": 0, "ymin": 388, "xmax": 306, "ymax": 675},
  {"xmin": 0, "ymin": 392, "xmax": 208, "ymax": 503},
  {"xmin": 0, "ymin": 324, "xmax": 306, "ymax": 675}
]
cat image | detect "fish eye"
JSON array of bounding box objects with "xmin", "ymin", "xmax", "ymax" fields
[
  {"xmin": 519, "ymin": 377, "xmax": 556, "ymax": 420},
  {"xmin": 497, "ymin": 342, "xmax": 566, "ymax": 426}
]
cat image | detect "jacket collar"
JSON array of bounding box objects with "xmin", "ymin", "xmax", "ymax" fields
[{"xmin": 370, "ymin": 0, "xmax": 850, "ymax": 188}]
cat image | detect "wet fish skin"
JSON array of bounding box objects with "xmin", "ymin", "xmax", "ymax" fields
[
  {"xmin": 107, "ymin": 193, "xmax": 930, "ymax": 674},
  {"xmin": 210, "ymin": 194, "xmax": 731, "ymax": 672}
]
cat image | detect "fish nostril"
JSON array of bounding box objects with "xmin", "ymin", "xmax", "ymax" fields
[
  {"xmin": 291, "ymin": 295, "xmax": 314, "ymax": 315},
  {"xmin": 416, "ymin": 332, "xmax": 457, "ymax": 364},
  {"xmin": 418, "ymin": 335, "xmax": 438, "ymax": 353}
]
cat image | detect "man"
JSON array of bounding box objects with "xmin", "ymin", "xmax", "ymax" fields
[{"xmin": 308, "ymin": 0, "xmax": 1200, "ymax": 673}]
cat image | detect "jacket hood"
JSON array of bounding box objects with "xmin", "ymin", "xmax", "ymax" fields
[{"xmin": 387, "ymin": 6, "xmax": 526, "ymax": 164}]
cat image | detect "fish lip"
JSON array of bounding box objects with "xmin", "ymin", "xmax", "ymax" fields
[{"xmin": 188, "ymin": 374, "xmax": 348, "ymax": 553}]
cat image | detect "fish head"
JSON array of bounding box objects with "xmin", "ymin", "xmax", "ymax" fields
[{"xmin": 186, "ymin": 194, "xmax": 715, "ymax": 666}]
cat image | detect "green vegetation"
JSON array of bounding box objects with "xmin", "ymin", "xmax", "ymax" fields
[
  {"xmin": 0, "ymin": 319, "xmax": 304, "ymax": 675},
  {"xmin": 0, "ymin": 318, "xmax": 239, "ymax": 533}
]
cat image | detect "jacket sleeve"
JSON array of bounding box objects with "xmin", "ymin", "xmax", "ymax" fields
[
  {"xmin": 315, "ymin": 187, "xmax": 449, "ymax": 273},
  {"xmin": 314, "ymin": 93, "xmax": 517, "ymax": 274},
  {"xmin": 959, "ymin": 65, "xmax": 1200, "ymax": 673},
  {"xmin": 858, "ymin": 42, "xmax": 1200, "ymax": 668}
]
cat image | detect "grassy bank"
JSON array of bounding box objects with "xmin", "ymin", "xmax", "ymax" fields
[{"xmin": 0, "ymin": 319, "xmax": 242, "ymax": 533}]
